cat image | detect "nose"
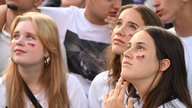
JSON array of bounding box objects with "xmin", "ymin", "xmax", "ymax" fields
[
  {"xmin": 115, "ymin": 25, "xmax": 133, "ymax": 38},
  {"xmin": 112, "ymin": 0, "xmax": 121, "ymax": 10},
  {"xmin": 115, "ymin": 25, "xmax": 126, "ymax": 37},
  {"xmin": 152, "ymin": 0, "xmax": 160, "ymax": 7},
  {"xmin": 123, "ymin": 48, "xmax": 133, "ymax": 59},
  {"xmin": 15, "ymin": 36, "xmax": 25, "ymax": 46}
]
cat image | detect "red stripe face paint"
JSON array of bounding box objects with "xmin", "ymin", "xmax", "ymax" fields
[
  {"xmin": 27, "ymin": 42, "xmax": 35, "ymax": 48},
  {"xmin": 136, "ymin": 55, "xmax": 145, "ymax": 61}
]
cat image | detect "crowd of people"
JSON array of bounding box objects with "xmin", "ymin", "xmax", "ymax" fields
[{"xmin": 0, "ymin": 0, "xmax": 191, "ymax": 107}]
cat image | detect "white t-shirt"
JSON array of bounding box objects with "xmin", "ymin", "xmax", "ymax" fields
[
  {"xmin": 169, "ymin": 27, "xmax": 192, "ymax": 97},
  {"xmin": 133, "ymin": 98, "xmax": 187, "ymax": 108},
  {"xmin": 0, "ymin": 25, "xmax": 10, "ymax": 75},
  {"xmin": 39, "ymin": 6, "xmax": 111, "ymax": 96},
  {"xmin": 0, "ymin": 74, "xmax": 88, "ymax": 108},
  {"xmin": 88, "ymin": 71, "xmax": 112, "ymax": 108},
  {"xmin": 39, "ymin": 6, "xmax": 111, "ymax": 44},
  {"xmin": 89, "ymin": 71, "xmax": 129, "ymax": 108}
]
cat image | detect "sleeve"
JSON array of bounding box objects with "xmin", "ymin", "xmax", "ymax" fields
[{"xmin": 67, "ymin": 74, "xmax": 89, "ymax": 108}]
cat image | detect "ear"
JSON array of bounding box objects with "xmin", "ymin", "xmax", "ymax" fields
[
  {"xmin": 34, "ymin": 0, "xmax": 44, "ymax": 7},
  {"xmin": 159, "ymin": 59, "xmax": 170, "ymax": 72}
]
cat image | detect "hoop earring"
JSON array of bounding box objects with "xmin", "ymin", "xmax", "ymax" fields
[{"xmin": 44, "ymin": 57, "xmax": 50, "ymax": 67}]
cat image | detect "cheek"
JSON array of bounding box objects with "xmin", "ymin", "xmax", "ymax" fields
[
  {"xmin": 10, "ymin": 40, "xmax": 15, "ymax": 47},
  {"xmin": 136, "ymin": 54, "xmax": 145, "ymax": 61},
  {"xmin": 10, "ymin": 40, "xmax": 16, "ymax": 50},
  {"xmin": 27, "ymin": 42, "xmax": 35, "ymax": 48}
]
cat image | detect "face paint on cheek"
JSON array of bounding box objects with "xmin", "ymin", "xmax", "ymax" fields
[
  {"xmin": 136, "ymin": 55, "xmax": 145, "ymax": 61},
  {"xmin": 27, "ymin": 42, "xmax": 35, "ymax": 48}
]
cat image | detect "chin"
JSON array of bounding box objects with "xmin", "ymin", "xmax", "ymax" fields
[{"xmin": 112, "ymin": 47, "xmax": 123, "ymax": 54}]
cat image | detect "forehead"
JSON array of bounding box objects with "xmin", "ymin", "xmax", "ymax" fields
[
  {"xmin": 14, "ymin": 20, "xmax": 36, "ymax": 33},
  {"xmin": 119, "ymin": 8, "xmax": 145, "ymax": 26},
  {"xmin": 130, "ymin": 30, "xmax": 155, "ymax": 47}
]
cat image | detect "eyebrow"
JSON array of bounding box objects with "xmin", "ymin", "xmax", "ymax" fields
[
  {"xmin": 117, "ymin": 19, "xmax": 139, "ymax": 28},
  {"xmin": 13, "ymin": 31, "xmax": 36, "ymax": 36},
  {"xmin": 136, "ymin": 42, "xmax": 148, "ymax": 46},
  {"xmin": 127, "ymin": 21, "xmax": 139, "ymax": 28},
  {"xmin": 128, "ymin": 41, "xmax": 148, "ymax": 46}
]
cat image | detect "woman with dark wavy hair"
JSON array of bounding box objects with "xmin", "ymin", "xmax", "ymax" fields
[{"xmin": 104, "ymin": 26, "xmax": 192, "ymax": 108}]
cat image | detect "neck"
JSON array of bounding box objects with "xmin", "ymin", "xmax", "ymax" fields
[
  {"xmin": 172, "ymin": 4, "xmax": 192, "ymax": 37},
  {"xmin": 18, "ymin": 64, "xmax": 43, "ymax": 94},
  {"xmin": 84, "ymin": 6, "xmax": 107, "ymax": 25},
  {"xmin": 132, "ymin": 73, "xmax": 162, "ymax": 101}
]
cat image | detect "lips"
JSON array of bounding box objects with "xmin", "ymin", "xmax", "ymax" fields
[
  {"xmin": 156, "ymin": 10, "xmax": 162, "ymax": 17},
  {"xmin": 109, "ymin": 11, "xmax": 118, "ymax": 17},
  {"xmin": 113, "ymin": 38, "xmax": 125, "ymax": 44},
  {"xmin": 15, "ymin": 49, "xmax": 26, "ymax": 54},
  {"xmin": 122, "ymin": 60, "xmax": 132, "ymax": 66}
]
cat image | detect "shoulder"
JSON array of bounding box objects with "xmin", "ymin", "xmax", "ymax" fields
[
  {"xmin": 89, "ymin": 71, "xmax": 109, "ymax": 90},
  {"xmin": 39, "ymin": 6, "xmax": 83, "ymax": 16},
  {"xmin": 66, "ymin": 73, "xmax": 82, "ymax": 89},
  {"xmin": 66, "ymin": 74, "xmax": 89, "ymax": 108},
  {"xmin": 92, "ymin": 71, "xmax": 109, "ymax": 84},
  {"xmin": 159, "ymin": 98, "xmax": 187, "ymax": 108}
]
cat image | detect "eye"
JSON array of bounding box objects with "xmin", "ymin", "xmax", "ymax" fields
[
  {"xmin": 137, "ymin": 45, "xmax": 145, "ymax": 50},
  {"xmin": 13, "ymin": 34, "xmax": 20, "ymax": 40},
  {"xmin": 115, "ymin": 20, "xmax": 122, "ymax": 27},
  {"xmin": 26, "ymin": 35, "xmax": 35, "ymax": 40},
  {"xmin": 128, "ymin": 24, "xmax": 138, "ymax": 31}
]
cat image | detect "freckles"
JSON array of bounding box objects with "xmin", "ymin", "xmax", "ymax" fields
[
  {"xmin": 136, "ymin": 55, "xmax": 145, "ymax": 61},
  {"xmin": 27, "ymin": 42, "xmax": 35, "ymax": 48}
]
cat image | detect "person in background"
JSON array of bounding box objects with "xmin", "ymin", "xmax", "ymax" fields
[
  {"xmin": 122, "ymin": 0, "xmax": 134, "ymax": 5},
  {"xmin": 0, "ymin": 12, "xmax": 88, "ymax": 108},
  {"xmin": 152, "ymin": 0, "xmax": 192, "ymax": 98},
  {"xmin": 104, "ymin": 26, "xmax": 192, "ymax": 108},
  {"xmin": 88, "ymin": 4, "xmax": 163, "ymax": 108},
  {"xmin": 39, "ymin": 0, "xmax": 122, "ymax": 96},
  {"xmin": 0, "ymin": 5, "xmax": 6, "ymax": 30},
  {"xmin": 0, "ymin": 0, "xmax": 5, "ymax": 5},
  {"xmin": 61, "ymin": 0, "xmax": 85, "ymax": 8}
]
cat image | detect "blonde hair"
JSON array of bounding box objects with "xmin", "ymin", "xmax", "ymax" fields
[{"xmin": 5, "ymin": 12, "xmax": 69, "ymax": 108}]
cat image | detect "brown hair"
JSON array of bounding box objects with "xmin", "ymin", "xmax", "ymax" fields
[
  {"xmin": 128, "ymin": 26, "xmax": 192, "ymax": 107},
  {"xmin": 105, "ymin": 4, "xmax": 163, "ymax": 88}
]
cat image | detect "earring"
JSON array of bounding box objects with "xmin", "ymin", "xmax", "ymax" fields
[{"xmin": 44, "ymin": 57, "xmax": 50, "ymax": 67}]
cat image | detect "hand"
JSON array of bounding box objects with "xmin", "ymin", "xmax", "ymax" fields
[
  {"xmin": 104, "ymin": 16, "xmax": 116, "ymax": 30},
  {"xmin": 104, "ymin": 78, "xmax": 133, "ymax": 108},
  {"xmin": 0, "ymin": 5, "xmax": 7, "ymax": 30}
]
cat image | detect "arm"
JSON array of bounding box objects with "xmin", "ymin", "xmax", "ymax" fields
[{"xmin": 0, "ymin": 5, "xmax": 7, "ymax": 30}]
